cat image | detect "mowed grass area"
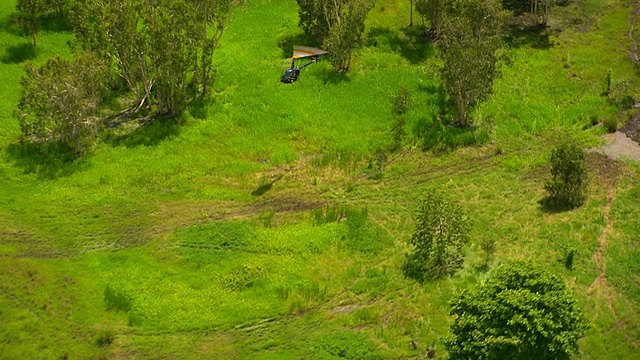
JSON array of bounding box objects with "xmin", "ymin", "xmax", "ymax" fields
[{"xmin": 1, "ymin": 0, "xmax": 639, "ymax": 358}]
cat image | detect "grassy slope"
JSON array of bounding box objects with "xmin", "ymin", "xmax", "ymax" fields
[{"xmin": 0, "ymin": 0, "xmax": 639, "ymax": 358}]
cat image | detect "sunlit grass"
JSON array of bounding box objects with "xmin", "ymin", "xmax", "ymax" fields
[{"xmin": 0, "ymin": 0, "xmax": 639, "ymax": 358}]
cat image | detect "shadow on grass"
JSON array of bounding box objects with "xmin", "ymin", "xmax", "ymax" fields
[
  {"xmin": 505, "ymin": 23, "xmax": 551, "ymax": 49},
  {"xmin": 2, "ymin": 42, "xmax": 36, "ymax": 64},
  {"xmin": 322, "ymin": 69, "xmax": 350, "ymax": 85},
  {"xmin": 277, "ymin": 32, "xmax": 317, "ymax": 59},
  {"xmin": 5, "ymin": 141, "xmax": 89, "ymax": 179},
  {"xmin": 0, "ymin": 13, "xmax": 24, "ymax": 37},
  {"xmin": 40, "ymin": 13, "xmax": 73, "ymax": 32},
  {"xmin": 538, "ymin": 196, "xmax": 576, "ymax": 214},
  {"xmin": 110, "ymin": 116, "xmax": 181, "ymax": 148},
  {"xmin": 366, "ymin": 26, "xmax": 434, "ymax": 64}
]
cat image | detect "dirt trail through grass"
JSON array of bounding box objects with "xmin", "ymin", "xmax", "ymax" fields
[
  {"xmin": 587, "ymin": 179, "xmax": 637, "ymax": 345},
  {"xmin": 588, "ymin": 185, "xmax": 615, "ymax": 308}
]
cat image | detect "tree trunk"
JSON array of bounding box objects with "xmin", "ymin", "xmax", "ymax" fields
[{"xmin": 410, "ymin": 0, "xmax": 413, "ymax": 27}]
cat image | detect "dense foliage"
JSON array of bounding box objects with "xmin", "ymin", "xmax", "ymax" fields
[
  {"xmin": 544, "ymin": 141, "xmax": 588, "ymax": 208},
  {"xmin": 444, "ymin": 262, "xmax": 589, "ymax": 360},
  {"xmin": 405, "ymin": 192, "xmax": 472, "ymax": 281},
  {"xmin": 15, "ymin": 53, "xmax": 108, "ymax": 156}
]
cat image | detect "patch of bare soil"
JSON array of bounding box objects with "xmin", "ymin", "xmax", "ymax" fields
[
  {"xmin": 597, "ymin": 108, "xmax": 640, "ymax": 161},
  {"xmin": 601, "ymin": 131, "xmax": 640, "ymax": 162}
]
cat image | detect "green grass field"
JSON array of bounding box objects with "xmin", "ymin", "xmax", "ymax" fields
[{"xmin": 1, "ymin": 0, "xmax": 639, "ymax": 358}]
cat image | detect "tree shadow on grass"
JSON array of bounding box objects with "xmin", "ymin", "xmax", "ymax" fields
[
  {"xmin": 366, "ymin": 26, "xmax": 434, "ymax": 64},
  {"xmin": 505, "ymin": 22, "xmax": 551, "ymax": 49},
  {"xmin": 5, "ymin": 141, "xmax": 89, "ymax": 179},
  {"xmin": 109, "ymin": 116, "xmax": 182, "ymax": 148},
  {"xmin": 538, "ymin": 196, "xmax": 576, "ymax": 214},
  {"xmin": 40, "ymin": 13, "xmax": 73, "ymax": 32},
  {"xmin": 321, "ymin": 69, "xmax": 350, "ymax": 85},
  {"xmin": 277, "ymin": 32, "xmax": 317, "ymax": 59},
  {"xmin": 2, "ymin": 42, "xmax": 36, "ymax": 64}
]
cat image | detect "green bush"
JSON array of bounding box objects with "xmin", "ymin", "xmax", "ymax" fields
[
  {"xmin": 544, "ymin": 141, "xmax": 588, "ymax": 209},
  {"xmin": 602, "ymin": 115, "xmax": 618, "ymax": 133},
  {"xmin": 444, "ymin": 262, "xmax": 589, "ymax": 360}
]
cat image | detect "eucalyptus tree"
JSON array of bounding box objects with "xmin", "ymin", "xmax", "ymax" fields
[
  {"xmin": 438, "ymin": 0, "xmax": 508, "ymax": 126},
  {"xmin": 296, "ymin": 0, "xmax": 375, "ymax": 72},
  {"xmin": 404, "ymin": 192, "xmax": 472, "ymax": 281}
]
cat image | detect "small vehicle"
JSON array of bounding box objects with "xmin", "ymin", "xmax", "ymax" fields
[{"xmin": 280, "ymin": 45, "xmax": 328, "ymax": 84}]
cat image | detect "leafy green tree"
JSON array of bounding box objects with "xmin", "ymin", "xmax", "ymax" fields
[
  {"xmin": 16, "ymin": 0, "xmax": 46, "ymax": 46},
  {"xmin": 544, "ymin": 141, "xmax": 588, "ymax": 208},
  {"xmin": 296, "ymin": 0, "xmax": 375, "ymax": 72},
  {"xmin": 438, "ymin": 0, "xmax": 508, "ymax": 126},
  {"xmin": 15, "ymin": 52, "xmax": 109, "ymax": 156},
  {"xmin": 444, "ymin": 262, "xmax": 589, "ymax": 360},
  {"xmin": 404, "ymin": 192, "xmax": 472, "ymax": 281}
]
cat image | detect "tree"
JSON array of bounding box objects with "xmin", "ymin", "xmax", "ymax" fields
[
  {"xmin": 296, "ymin": 0, "xmax": 375, "ymax": 73},
  {"xmin": 438, "ymin": 0, "xmax": 508, "ymax": 126},
  {"xmin": 544, "ymin": 141, "xmax": 588, "ymax": 208},
  {"xmin": 444, "ymin": 262, "xmax": 589, "ymax": 360},
  {"xmin": 16, "ymin": 0, "xmax": 46, "ymax": 46},
  {"xmin": 325, "ymin": 0, "xmax": 374, "ymax": 72},
  {"xmin": 404, "ymin": 192, "xmax": 472, "ymax": 281},
  {"xmin": 69, "ymin": 0, "xmax": 242, "ymax": 116},
  {"xmin": 15, "ymin": 52, "xmax": 109, "ymax": 156},
  {"xmin": 415, "ymin": 0, "xmax": 450, "ymax": 34}
]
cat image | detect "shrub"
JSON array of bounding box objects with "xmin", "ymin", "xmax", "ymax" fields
[
  {"xmin": 404, "ymin": 192, "xmax": 472, "ymax": 281},
  {"xmin": 15, "ymin": 52, "xmax": 109, "ymax": 157},
  {"xmin": 544, "ymin": 141, "xmax": 588, "ymax": 208},
  {"xmin": 95, "ymin": 330, "xmax": 115, "ymax": 347},
  {"xmin": 390, "ymin": 116, "xmax": 406, "ymax": 152},
  {"xmin": 392, "ymin": 85, "xmax": 413, "ymax": 114},
  {"xmin": 602, "ymin": 114, "xmax": 618, "ymax": 133},
  {"xmin": 444, "ymin": 262, "xmax": 589, "ymax": 360}
]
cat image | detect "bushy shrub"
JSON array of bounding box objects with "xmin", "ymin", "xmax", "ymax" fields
[
  {"xmin": 544, "ymin": 141, "xmax": 588, "ymax": 208},
  {"xmin": 444, "ymin": 262, "xmax": 589, "ymax": 360},
  {"xmin": 602, "ymin": 114, "xmax": 618, "ymax": 133}
]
